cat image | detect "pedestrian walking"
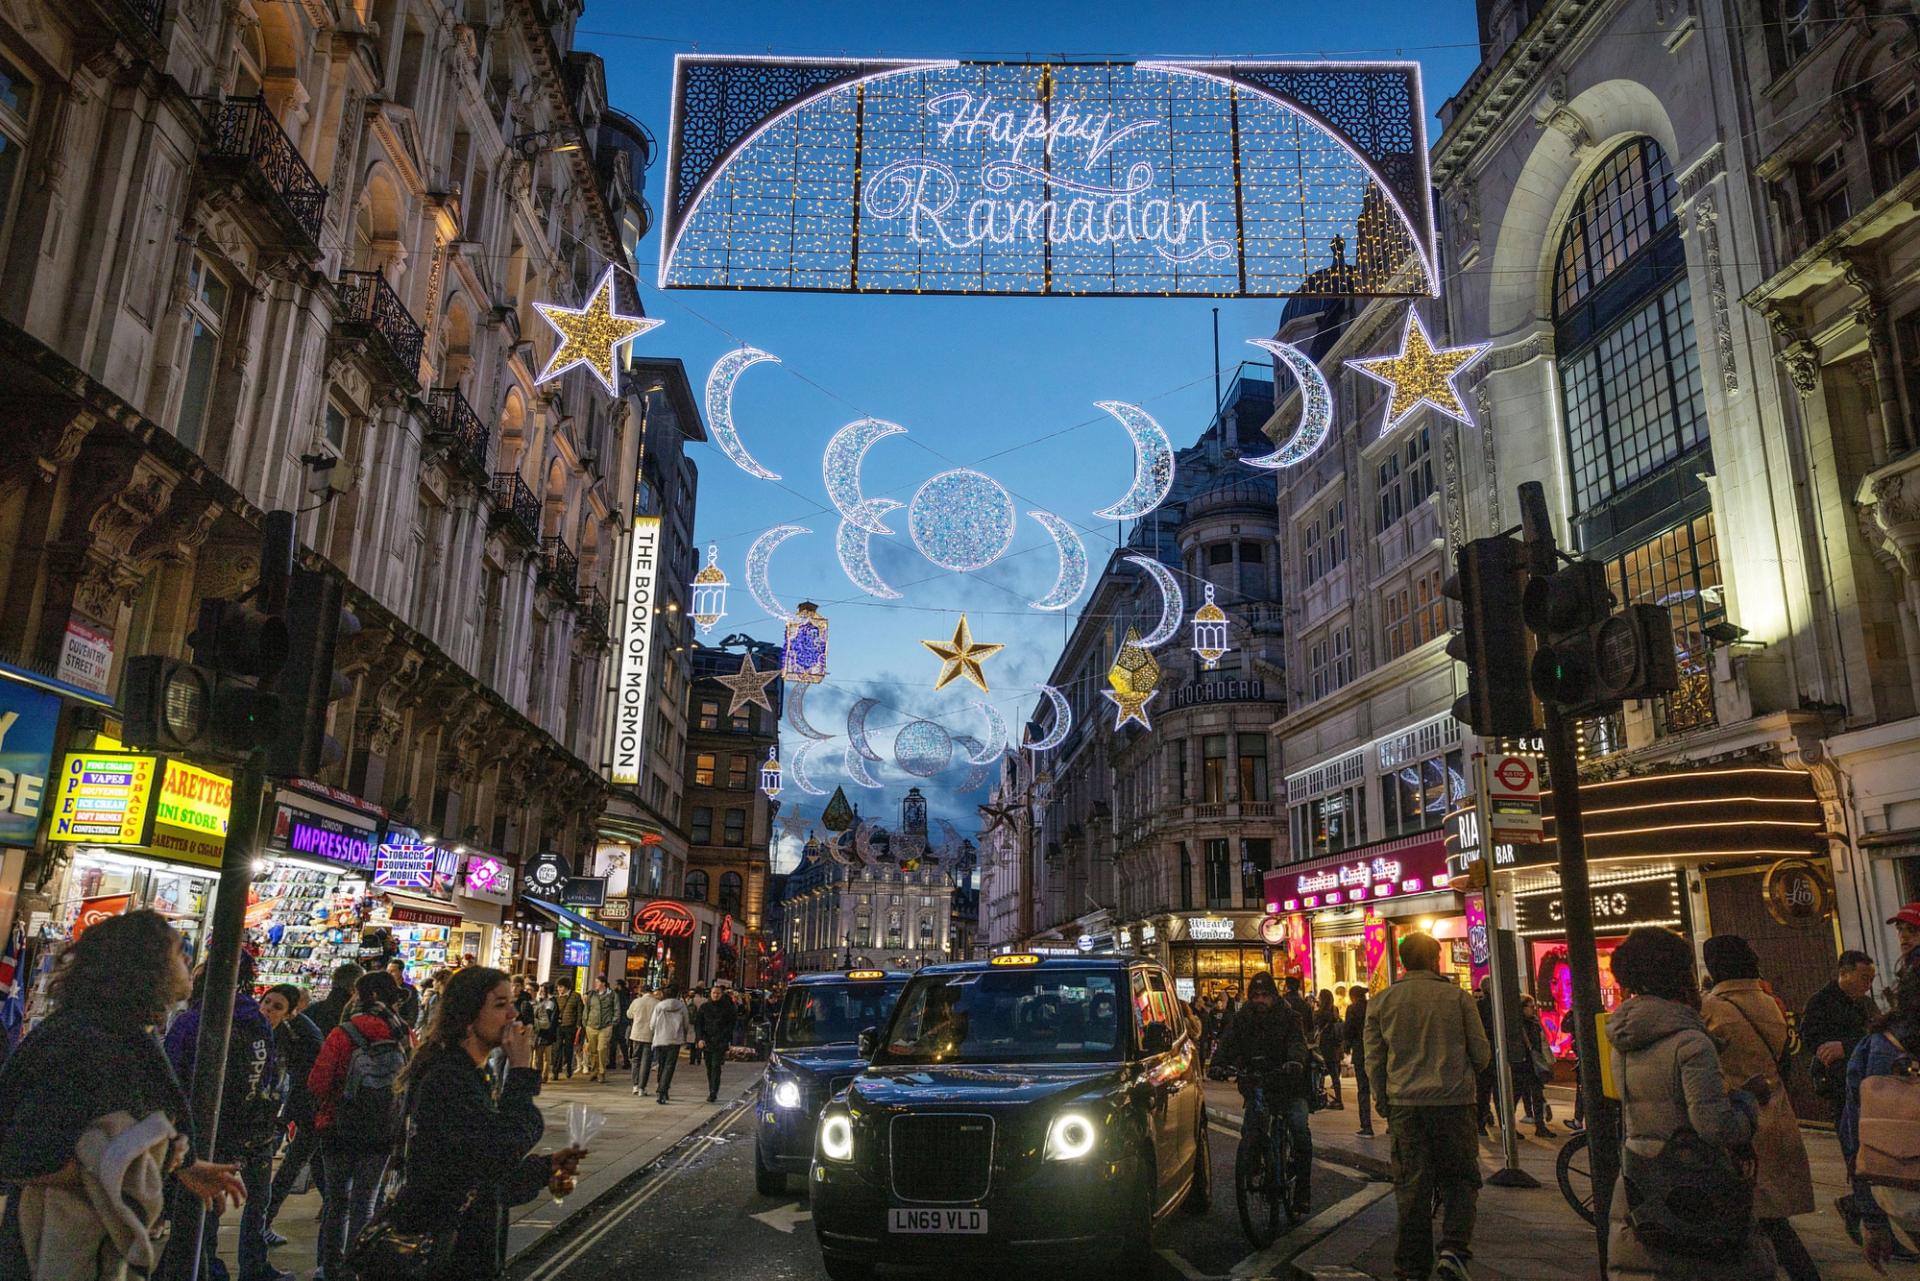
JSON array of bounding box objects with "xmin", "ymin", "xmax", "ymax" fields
[
  {"xmin": 1474, "ymin": 979, "xmax": 1497, "ymax": 1136},
  {"xmin": 610, "ymin": 980, "xmax": 632, "ymax": 1071},
  {"xmin": 650, "ymin": 985, "xmax": 692, "ymax": 1104},
  {"xmin": 308, "ymin": 969, "xmax": 413, "ymax": 1280},
  {"xmin": 1516, "ymin": 995, "xmax": 1555, "ymax": 1135},
  {"xmin": 1605, "ymin": 926, "xmax": 1774, "ymax": 1281},
  {"xmin": 582, "ymin": 976, "xmax": 619, "ymax": 1083},
  {"xmin": 1315, "ymin": 989, "xmax": 1346, "ymax": 1109},
  {"xmin": 386, "ymin": 960, "xmax": 423, "ymax": 1027},
  {"xmin": 305, "ymin": 961, "xmax": 364, "ymax": 1034},
  {"xmin": 263, "ymin": 983, "xmax": 327, "ymax": 1246},
  {"xmin": 1803, "ymin": 950, "xmax": 1881, "ymax": 1244},
  {"xmin": 552, "ymin": 982, "xmax": 584, "ymax": 1079},
  {"xmin": 1844, "ymin": 959, "xmax": 1920, "ymax": 1270},
  {"xmin": 1363, "ymin": 931, "xmax": 1491, "ymax": 1281},
  {"xmin": 510, "ymin": 976, "xmax": 535, "ymax": 1028},
  {"xmin": 1344, "ymin": 986, "xmax": 1374, "ymax": 1137},
  {"xmin": 363, "ymin": 967, "xmax": 587, "ymax": 1280},
  {"xmin": 1216, "ymin": 973, "xmax": 1316, "ymax": 1218},
  {"xmin": 627, "ymin": 985, "xmax": 661, "ymax": 1095},
  {"xmin": 162, "ymin": 950, "xmax": 287, "ymax": 1281},
  {"xmin": 0, "ymin": 909, "xmax": 245, "ymax": 1279},
  {"xmin": 687, "ymin": 986, "xmax": 709, "ymax": 1069},
  {"xmin": 1699, "ymin": 935, "xmax": 1818, "ymax": 1279},
  {"xmin": 697, "ymin": 987, "xmax": 739, "ymax": 1102},
  {"xmin": 532, "ymin": 983, "xmax": 559, "ymax": 1080}
]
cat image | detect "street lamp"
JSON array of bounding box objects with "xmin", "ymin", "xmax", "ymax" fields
[{"xmin": 843, "ymin": 932, "xmax": 852, "ymax": 968}]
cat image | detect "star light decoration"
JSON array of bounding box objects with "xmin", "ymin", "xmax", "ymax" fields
[
  {"xmin": 690, "ymin": 545, "xmax": 729, "ymax": 636},
  {"xmin": 921, "ymin": 614, "xmax": 1005, "ymax": 694},
  {"xmin": 777, "ymin": 809, "xmax": 814, "ymax": 844},
  {"xmin": 1191, "ymin": 584, "xmax": 1231, "ymax": 670},
  {"xmin": 712, "ymin": 652, "xmax": 778, "ymax": 717},
  {"xmin": 532, "ymin": 266, "xmax": 662, "ymax": 395},
  {"xmin": 782, "ymin": 601, "xmax": 829, "ymax": 685},
  {"xmin": 1346, "ymin": 308, "xmax": 1491, "ymax": 430},
  {"xmin": 1103, "ymin": 626, "xmax": 1162, "ymax": 730}
]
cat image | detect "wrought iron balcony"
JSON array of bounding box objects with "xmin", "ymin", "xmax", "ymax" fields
[
  {"xmin": 580, "ymin": 587, "xmax": 611, "ymax": 639},
  {"xmin": 201, "ymin": 96, "xmax": 327, "ymax": 251},
  {"xmin": 426, "ymin": 387, "xmax": 491, "ymax": 482},
  {"xmin": 541, "ymin": 535, "xmax": 579, "ymax": 598},
  {"xmin": 335, "ymin": 270, "xmax": 424, "ymax": 391},
  {"xmin": 489, "ymin": 472, "xmax": 540, "ymax": 546}
]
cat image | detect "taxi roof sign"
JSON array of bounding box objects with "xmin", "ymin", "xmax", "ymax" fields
[
  {"xmin": 845, "ymin": 969, "xmax": 887, "ymax": 980},
  {"xmin": 991, "ymin": 954, "xmax": 1042, "ymax": 966}
]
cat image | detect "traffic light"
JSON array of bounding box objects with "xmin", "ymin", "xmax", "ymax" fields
[
  {"xmin": 267, "ymin": 568, "xmax": 356, "ymax": 778},
  {"xmin": 1525, "ymin": 560, "xmax": 1680, "ymax": 713},
  {"xmin": 1443, "ymin": 536, "xmax": 1535, "ymax": 738}
]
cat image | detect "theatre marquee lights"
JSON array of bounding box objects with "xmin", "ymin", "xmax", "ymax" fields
[{"xmin": 661, "ymin": 57, "xmax": 1436, "ymax": 298}]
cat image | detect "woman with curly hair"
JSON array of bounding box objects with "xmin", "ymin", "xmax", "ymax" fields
[{"xmin": 0, "ymin": 909, "xmax": 246, "ymax": 1277}]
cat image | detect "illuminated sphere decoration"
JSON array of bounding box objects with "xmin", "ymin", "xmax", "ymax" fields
[
  {"xmin": 893, "ymin": 719, "xmax": 955, "ymax": 778},
  {"xmin": 908, "ymin": 469, "xmax": 1016, "ymax": 573}
]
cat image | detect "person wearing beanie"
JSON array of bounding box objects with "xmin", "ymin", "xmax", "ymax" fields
[{"xmin": 1700, "ymin": 934, "xmax": 1818, "ymax": 1281}]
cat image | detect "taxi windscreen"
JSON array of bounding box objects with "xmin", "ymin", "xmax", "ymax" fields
[
  {"xmin": 775, "ymin": 982, "xmax": 907, "ymax": 1049},
  {"xmin": 875, "ymin": 969, "xmax": 1125, "ymax": 1065}
]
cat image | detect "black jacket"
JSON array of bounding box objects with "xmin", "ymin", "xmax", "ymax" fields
[
  {"xmin": 391, "ymin": 1051, "xmax": 551, "ymax": 1278},
  {"xmin": 1216, "ymin": 1000, "xmax": 1312, "ymax": 1095},
  {"xmin": 696, "ymin": 995, "xmax": 739, "ymax": 1044},
  {"xmin": 308, "ymin": 987, "xmax": 354, "ymax": 1034},
  {"xmin": 1802, "ymin": 979, "xmax": 1876, "ymax": 1097},
  {"xmin": 277, "ymin": 1011, "xmax": 327, "ymax": 1126},
  {"xmin": 1342, "ymin": 999, "xmax": 1366, "ymax": 1056}
]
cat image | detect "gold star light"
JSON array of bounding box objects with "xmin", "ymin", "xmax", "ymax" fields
[
  {"xmin": 1103, "ymin": 626, "xmax": 1162, "ymax": 730},
  {"xmin": 1345, "ymin": 307, "xmax": 1491, "ymax": 430},
  {"xmin": 533, "ymin": 266, "xmax": 663, "ymax": 395},
  {"xmin": 921, "ymin": 614, "xmax": 1004, "ymax": 693},
  {"xmin": 712, "ymin": 652, "xmax": 778, "ymax": 716}
]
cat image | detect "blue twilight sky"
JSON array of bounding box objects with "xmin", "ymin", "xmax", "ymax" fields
[{"xmin": 580, "ymin": 1, "xmax": 1482, "ymax": 869}]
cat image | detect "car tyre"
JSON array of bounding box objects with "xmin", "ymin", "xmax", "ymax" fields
[
  {"xmin": 819, "ymin": 1251, "xmax": 874, "ymax": 1281},
  {"xmin": 1114, "ymin": 1167, "xmax": 1158, "ymax": 1280},
  {"xmin": 1183, "ymin": 1109, "xmax": 1212, "ymax": 1214},
  {"xmin": 753, "ymin": 1144, "xmax": 786, "ymax": 1196}
]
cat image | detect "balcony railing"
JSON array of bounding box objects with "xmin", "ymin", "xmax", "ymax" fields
[
  {"xmin": 489, "ymin": 472, "xmax": 540, "ymax": 545},
  {"xmin": 427, "ymin": 387, "xmax": 491, "ymax": 481},
  {"xmin": 119, "ymin": 0, "xmax": 165, "ymax": 38},
  {"xmin": 580, "ymin": 587, "xmax": 611, "ymax": 638},
  {"xmin": 541, "ymin": 535, "xmax": 579, "ymax": 597},
  {"xmin": 202, "ymin": 96, "xmax": 327, "ymax": 250},
  {"xmin": 336, "ymin": 270, "xmax": 424, "ymax": 390}
]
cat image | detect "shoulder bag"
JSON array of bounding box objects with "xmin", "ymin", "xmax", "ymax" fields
[
  {"xmin": 1620, "ymin": 1032, "xmax": 1757, "ymax": 1258},
  {"xmin": 340, "ymin": 1074, "xmax": 476, "ymax": 1280},
  {"xmin": 1858, "ymin": 1033, "xmax": 1920, "ymax": 1191}
]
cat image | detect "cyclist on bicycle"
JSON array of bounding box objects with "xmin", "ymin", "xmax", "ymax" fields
[{"xmin": 1216, "ymin": 971, "xmax": 1315, "ymax": 1217}]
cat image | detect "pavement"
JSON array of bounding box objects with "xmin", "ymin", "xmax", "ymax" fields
[
  {"xmin": 228, "ymin": 1051, "xmax": 763, "ymax": 1279},
  {"xmin": 1200, "ymin": 1075, "xmax": 1883, "ymax": 1281}
]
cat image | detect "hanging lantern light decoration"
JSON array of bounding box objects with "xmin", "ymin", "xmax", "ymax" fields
[
  {"xmin": 760, "ymin": 745, "xmax": 783, "ymax": 800},
  {"xmin": 782, "ymin": 600, "xmax": 829, "ymax": 685},
  {"xmin": 1191, "ymin": 584, "xmax": 1231, "ymax": 670},
  {"xmin": 690, "ymin": 544, "xmax": 729, "ymax": 635}
]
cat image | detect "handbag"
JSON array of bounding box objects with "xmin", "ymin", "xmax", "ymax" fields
[
  {"xmin": 1858, "ymin": 1034, "xmax": 1920, "ymax": 1191},
  {"xmin": 340, "ymin": 1192, "xmax": 474, "ymax": 1281},
  {"xmin": 1621, "ymin": 1127, "xmax": 1756, "ymax": 1257}
]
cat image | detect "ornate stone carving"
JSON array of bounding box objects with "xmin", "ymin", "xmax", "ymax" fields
[
  {"xmin": 1856, "ymin": 455, "xmax": 1920, "ymax": 578},
  {"xmin": 1691, "ymin": 195, "xmax": 1739, "ymax": 395},
  {"xmin": 1441, "ymin": 428, "xmax": 1466, "ymax": 551},
  {"xmin": 1758, "ymin": 304, "xmax": 1820, "ymax": 398},
  {"xmin": 0, "ymin": 405, "xmax": 92, "ymax": 495},
  {"xmin": 1475, "ymin": 374, "xmax": 1501, "ymax": 533}
]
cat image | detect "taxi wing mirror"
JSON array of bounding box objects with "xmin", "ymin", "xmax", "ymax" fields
[
  {"xmin": 1141, "ymin": 1023, "xmax": 1174, "ymax": 1056},
  {"xmin": 858, "ymin": 1026, "xmax": 879, "ymax": 1059}
]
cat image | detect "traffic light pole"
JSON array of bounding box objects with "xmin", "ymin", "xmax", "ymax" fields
[
  {"xmin": 1474, "ymin": 754, "xmax": 1536, "ymax": 1189},
  {"xmin": 1518, "ymin": 481, "xmax": 1617, "ymax": 1268}
]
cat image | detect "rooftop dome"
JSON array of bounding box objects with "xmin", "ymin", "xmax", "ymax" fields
[{"xmin": 1182, "ymin": 473, "xmax": 1277, "ymax": 525}]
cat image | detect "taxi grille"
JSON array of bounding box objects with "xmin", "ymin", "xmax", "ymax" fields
[{"xmin": 890, "ymin": 1114, "xmax": 994, "ymax": 1203}]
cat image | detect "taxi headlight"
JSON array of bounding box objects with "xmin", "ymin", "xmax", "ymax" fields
[
  {"xmin": 771, "ymin": 1079, "xmax": 802, "ymax": 1109},
  {"xmin": 820, "ymin": 1113, "xmax": 855, "ymax": 1161},
  {"xmin": 1044, "ymin": 1112, "xmax": 1098, "ymax": 1161}
]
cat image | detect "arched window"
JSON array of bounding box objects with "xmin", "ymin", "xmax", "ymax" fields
[
  {"xmin": 718, "ymin": 871, "xmax": 743, "ymax": 917},
  {"xmin": 683, "ymin": 869, "xmax": 709, "ymax": 902},
  {"xmin": 1552, "ymin": 138, "xmax": 1707, "ymax": 534}
]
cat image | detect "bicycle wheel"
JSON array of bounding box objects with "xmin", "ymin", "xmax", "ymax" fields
[
  {"xmin": 1235, "ymin": 1132, "xmax": 1281, "ymax": 1248},
  {"xmin": 1556, "ymin": 1130, "xmax": 1596, "ymax": 1225}
]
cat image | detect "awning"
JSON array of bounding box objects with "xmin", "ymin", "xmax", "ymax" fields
[
  {"xmin": 382, "ymin": 891, "xmax": 462, "ymax": 929},
  {"xmin": 518, "ymin": 895, "xmax": 639, "ymax": 945}
]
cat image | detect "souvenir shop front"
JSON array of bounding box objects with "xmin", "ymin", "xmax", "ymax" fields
[
  {"xmin": 1115, "ymin": 912, "xmax": 1277, "ymax": 1003},
  {"xmin": 365, "ymin": 835, "xmax": 467, "ymax": 984},
  {"xmin": 249, "ymin": 784, "xmax": 383, "ymax": 997},
  {"xmin": 455, "ymin": 852, "xmax": 516, "ymax": 972}
]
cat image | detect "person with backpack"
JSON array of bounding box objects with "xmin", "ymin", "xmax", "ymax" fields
[
  {"xmin": 308, "ymin": 969, "xmax": 413, "ymax": 1279},
  {"xmin": 163, "ymin": 950, "xmax": 288, "ymax": 1281},
  {"xmin": 1844, "ymin": 957, "xmax": 1920, "ymax": 1271},
  {"xmin": 1604, "ymin": 926, "xmax": 1774, "ymax": 1281},
  {"xmin": 307, "ymin": 961, "xmax": 364, "ymax": 1034},
  {"xmin": 354, "ymin": 968, "xmax": 586, "ymax": 1279},
  {"xmin": 532, "ymin": 983, "xmax": 560, "ymax": 1079},
  {"xmin": 1700, "ymin": 936, "xmax": 1817, "ymax": 1280}
]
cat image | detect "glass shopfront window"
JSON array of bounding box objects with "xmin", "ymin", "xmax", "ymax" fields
[
  {"xmin": 1290, "ymin": 783, "xmax": 1368, "ymax": 860},
  {"xmin": 1381, "ymin": 748, "xmax": 1466, "ymax": 838}
]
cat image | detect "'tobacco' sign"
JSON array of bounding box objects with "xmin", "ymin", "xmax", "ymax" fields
[{"xmin": 610, "ymin": 516, "xmax": 662, "ymax": 786}]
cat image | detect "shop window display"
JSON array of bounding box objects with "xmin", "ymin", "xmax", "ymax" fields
[
  {"xmin": 1531, "ymin": 938, "xmax": 1624, "ymax": 1059},
  {"xmin": 248, "ymin": 864, "xmax": 369, "ymax": 994}
]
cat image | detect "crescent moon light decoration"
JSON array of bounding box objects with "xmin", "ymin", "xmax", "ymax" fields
[
  {"xmin": 854, "ymin": 820, "xmax": 882, "ymax": 864},
  {"xmin": 846, "ymin": 697, "xmax": 884, "ymax": 762},
  {"xmin": 824, "ymin": 419, "xmax": 907, "ymax": 533},
  {"xmin": 1240, "ymin": 338, "xmax": 1336, "ymax": 469},
  {"xmin": 1026, "ymin": 510, "xmax": 1089, "ymax": 611},
  {"xmin": 846, "ymin": 749, "xmax": 884, "ymax": 790},
  {"xmin": 784, "ymin": 682, "xmax": 833, "ymax": 741},
  {"xmin": 704, "ymin": 347, "xmax": 783, "ymax": 480},
  {"xmin": 745, "ymin": 525, "xmax": 807, "ymax": 623},
  {"xmin": 836, "ymin": 501, "xmax": 904, "ymax": 599},
  {"xmin": 787, "ymin": 739, "xmax": 829, "ymax": 797},
  {"xmin": 966, "ymin": 701, "xmax": 1007, "ymax": 762},
  {"xmin": 954, "ymin": 757, "xmax": 994, "ymax": 794},
  {"xmin": 1124, "ymin": 553, "xmax": 1185, "ymax": 649},
  {"xmin": 1025, "ymin": 683, "xmax": 1073, "ymax": 753},
  {"xmin": 934, "ymin": 818, "xmax": 965, "ymax": 861},
  {"xmin": 1092, "ymin": 401, "xmax": 1175, "ymax": 521}
]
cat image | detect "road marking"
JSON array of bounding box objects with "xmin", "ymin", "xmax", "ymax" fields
[
  {"xmin": 1159, "ymin": 1246, "xmax": 1229, "ymax": 1281},
  {"xmin": 519, "ymin": 1095, "xmax": 757, "ymax": 1281},
  {"xmin": 1227, "ymin": 1184, "xmax": 1392, "ymax": 1279},
  {"xmin": 751, "ymin": 1201, "xmax": 814, "ymax": 1234}
]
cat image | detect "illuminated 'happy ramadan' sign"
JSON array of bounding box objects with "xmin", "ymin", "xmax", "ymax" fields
[{"xmin": 661, "ymin": 58, "xmax": 1436, "ymax": 298}]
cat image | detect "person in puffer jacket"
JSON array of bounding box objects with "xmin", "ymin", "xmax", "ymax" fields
[{"xmin": 1604, "ymin": 926, "xmax": 1773, "ymax": 1281}]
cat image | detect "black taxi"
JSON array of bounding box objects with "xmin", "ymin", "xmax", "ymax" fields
[
  {"xmin": 755, "ymin": 969, "xmax": 909, "ymax": 1194},
  {"xmin": 809, "ymin": 954, "xmax": 1210, "ymax": 1280}
]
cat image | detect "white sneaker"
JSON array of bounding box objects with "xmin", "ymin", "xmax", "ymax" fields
[{"xmin": 1435, "ymin": 1249, "xmax": 1471, "ymax": 1281}]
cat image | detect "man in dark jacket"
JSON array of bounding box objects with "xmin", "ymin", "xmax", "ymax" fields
[
  {"xmin": 553, "ymin": 982, "xmax": 585, "ymax": 1078},
  {"xmin": 512, "ymin": 975, "xmax": 536, "ymax": 1026},
  {"xmin": 1343, "ymin": 986, "xmax": 1374, "ymax": 1136},
  {"xmin": 305, "ymin": 961, "xmax": 364, "ymax": 1033},
  {"xmin": 1805, "ymin": 949, "xmax": 1880, "ymax": 1243},
  {"xmin": 387, "ymin": 960, "xmax": 423, "ymax": 1026},
  {"xmin": 1217, "ymin": 972, "xmax": 1315, "ymax": 1217},
  {"xmin": 696, "ymin": 988, "xmax": 739, "ymax": 1102},
  {"xmin": 264, "ymin": 985, "xmax": 328, "ymax": 1241}
]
